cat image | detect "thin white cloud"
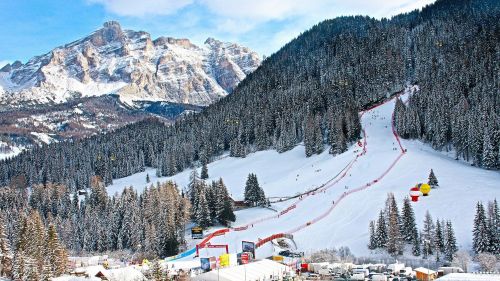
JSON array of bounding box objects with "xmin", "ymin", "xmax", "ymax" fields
[
  {"xmin": 87, "ymin": 0, "xmax": 193, "ymax": 17},
  {"xmin": 199, "ymin": 0, "xmax": 321, "ymax": 21},
  {"xmin": 90, "ymin": 0, "xmax": 435, "ymax": 20},
  {"xmin": 201, "ymin": 0, "xmax": 435, "ymax": 22},
  {"xmin": 86, "ymin": 0, "xmax": 436, "ymax": 55}
]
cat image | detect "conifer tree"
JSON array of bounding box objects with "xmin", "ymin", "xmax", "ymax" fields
[
  {"xmin": 244, "ymin": 173, "xmax": 266, "ymax": 206},
  {"xmin": 216, "ymin": 179, "xmax": 235, "ymax": 226},
  {"xmin": 195, "ymin": 188, "xmax": 212, "ymax": 227},
  {"xmin": 201, "ymin": 163, "xmax": 209, "ymax": 180},
  {"xmin": 46, "ymin": 224, "xmax": 68, "ymax": 277},
  {"xmin": 304, "ymin": 114, "xmax": 317, "ymax": 157},
  {"xmin": 444, "ymin": 221, "xmax": 457, "ymax": 261},
  {"xmin": 0, "ymin": 217, "xmax": 12, "ymax": 278},
  {"xmin": 482, "ymin": 128, "xmax": 497, "ymax": 169},
  {"xmin": 435, "ymin": 220, "xmax": 445, "ymax": 253},
  {"xmin": 375, "ymin": 210, "xmax": 387, "ymax": 248},
  {"xmin": 156, "ymin": 160, "xmax": 162, "ymax": 178},
  {"xmin": 473, "ymin": 202, "xmax": 490, "ymax": 254},
  {"xmin": 188, "ymin": 169, "xmax": 201, "ymax": 217},
  {"xmin": 422, "ymin": 211, "xmax": 435, "ymax": 255},
  {"xmin": 428, "ymin": 169, "xmax": 439, "ymax": 188},
  {"xmin": 386, "ymin": 194, "xmax": 403, "ymax": 256},
  {"xmin": 12, "ymin": 252, "xmax": 26, "ymax": 281},
  {"xmin": 244, "ymin": 173, "xmax": 255, "ymax": 205},
  {"xmin": 206, "ymin": 181, "xmax": 218, "ymax": 221},
  {"xmin": 401, "ymin": 197, "xmax": 418, "ymax": 243},
  {"xmin": 330, "ymin": 119, "xmax": 347, "ymax": 155},
  {"xmin": 412, "ymin": 232, "xmax": 421, "ymax": 257},
  {"xmin": 487, "ymin": 199, "xmax": 500, "ymax": 254},
  {"xmin": 368, "ymin": 221, "xmax": 377, "ymax": 250}
]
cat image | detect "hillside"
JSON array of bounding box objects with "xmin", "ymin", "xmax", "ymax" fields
[
  {"xmin": 108, "ymin": 89, "xmax": 500, "ymax": 258},
  {"xmin": 0, "ymin": 21, "xmax": 259, "ymax": 154},
  {"xmin": 1, "ymin": 0, "xmax": 498, "ymax": 192}
]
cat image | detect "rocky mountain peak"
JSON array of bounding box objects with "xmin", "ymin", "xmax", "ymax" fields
[
  {"xmin": 204, "ymin": 37, "xmax": 221, "ymax": 46},
  {"xmin": 153, "ymin": 37, "xmax": 195, "ymax": 49},
  {"xmin": 89, "ymin": 21, "xmax": 125, "ymax": 47},
  {"xmin": 0, "ymin": 21, "xmax": 261, "ymax": 107}
]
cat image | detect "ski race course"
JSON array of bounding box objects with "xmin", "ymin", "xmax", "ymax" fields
[{"xmin": 107, "ymin": 89, "xmax": 500, "ymax": 261}]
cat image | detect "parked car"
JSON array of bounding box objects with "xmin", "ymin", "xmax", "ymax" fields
[{"xmin": 278, "ymin": 250, "xmax": 302, "ymax": 257}]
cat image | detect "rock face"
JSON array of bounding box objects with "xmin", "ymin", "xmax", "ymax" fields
[{"xmin": 0, "ymin": 21, "xmax": 261, "ymax": 107}]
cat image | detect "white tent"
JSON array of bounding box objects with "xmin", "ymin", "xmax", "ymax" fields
[
  {"xmin": 106, "ymin": 267, "xmax": 146, "ymax": 281},
  {"xmin": 192, "ymin": 259, "xmax": 294, "ymax": 281}
]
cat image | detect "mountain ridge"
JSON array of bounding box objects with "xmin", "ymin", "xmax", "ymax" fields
[{"xmin": 0, "ymin": 21, "xmax": 261, "ymax": 108}]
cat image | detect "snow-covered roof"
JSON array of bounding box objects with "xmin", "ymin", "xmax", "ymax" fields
[
  {"xmin": 52, "ymin": 276, "xmax": 100, "ymax": 281},
  {"xmin": 192, "ymin": 259, "xmax": 294, "ymax": 281},
  {"xmin": 436, "ymin": 273, "xmax": 500, "ymax": 280},
  {"xmin": 106, "ymin": 267, "xmax": 146, "ymax": 281},
  {"xmin": 77, "ymin": 265, "xmax": 107, "ymax": 277},
  {"xmin": 415, "ymin": 267, "xmax": 437, "ymax": 274}
]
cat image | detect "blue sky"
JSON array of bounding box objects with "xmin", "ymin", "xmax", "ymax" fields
[{"xmin": 0, "ymin": 0, "xmax": 435, "ymax": 67}]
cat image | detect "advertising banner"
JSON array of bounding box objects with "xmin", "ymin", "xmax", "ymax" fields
[
  {"xmin": 241, "ymin": 240, "xmax": 255, "ymax": 259},
  {"xmin": 209, "ymin": 256, "xmax": 217, "ymax": 270},
  {"xmin": 191, "ymin": 227, "xmax": 203, "ymax": 239},
  {"xmin": 200, "ymin": 258, "xmax": 211, "ymax": 272},
  {"xmin": 219, "ymin": 254, "xmax": 230, "ymax": 267}
]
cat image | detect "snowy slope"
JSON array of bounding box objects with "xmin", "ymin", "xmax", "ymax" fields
[{"xmin": 107, "ymin": 90, "xmax": 500, "ymax": 258}]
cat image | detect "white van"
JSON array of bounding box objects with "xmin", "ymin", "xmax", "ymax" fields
[{"xmin": 371, "ymin": 274, "xmax": 388, "ymax": 281}]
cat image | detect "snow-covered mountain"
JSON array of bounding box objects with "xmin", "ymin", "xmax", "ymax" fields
[
  {"xmin": 0, "ymin": 21, "xmax": 261, "ymax": 107},
  {"xmin": 0, "ymin": 21, "xmax": 260, "ymax": 156}
]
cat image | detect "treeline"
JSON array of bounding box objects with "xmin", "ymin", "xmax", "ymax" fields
[
  {"xmin": 0, "ymin": 169, "xmax": 239, "ymax": 279},
  {"xmin": 0, "ymin": 211, "xmax": 68, "ymax": 280},
  {"xmin": 188, "ymin": 170, "xmax": 236, "ymax": 228},
  {"xmin": 472, "ymin": 199, "xmax": 500, "ymax": 255},
  {"xmin": 393, "ymin": 0, "xmax": 500, "ymax": 169},
  {"xmin": 368, "ymin": 193, "xmax": 458, "ymax": 262},
  {"xmin": 0, "ymin": 177, "xmax": 190, "ymax": 262},
  {"xmin": 1, "ymin": 0, "xmax": 499, "ymax": 190}
]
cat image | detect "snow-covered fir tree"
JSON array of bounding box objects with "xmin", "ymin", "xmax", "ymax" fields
[
  {"xmin": 216, "ymin": 179, "xmax": 236, "ymax": 226},
  {"xmin": 473, "ymin": 201, "xmax": 490, "ymax": 254},
  {"xmin": 201, "ymin": 163, "xmax": 209, "ymax": 180},
  {"xmin": 422, "ymin": 211, "xmax": 435, "ymax": 255},
  {"xmin": 386, "ymin": 194, "xmax": 403, "ymax": 256},
  {"xmin": 244, "ymin": 173, "xmax": 266, "ymax": 206},
  {"xmin": 368, "ymin": 220, "xmax": 377, "ymax": 250},
  {"xmin": 487, "ymin": 199, "xmax": 500, "ymax": 254},
  {"xmin": 401, "ymin": 197, "xmax": 418, "ymax": 243},
  {"xmin": 0, "ymin": 216, "xmax": 12, "ymax": 278},
  {"xmin": 482, "ymin": 128, "xmax": 497, "ymax": 169},
  {"xmin": 444, "ymin": 221, "xmax": 457, "ymax": 262},
  {"xmin": 435, "ymin": 220, "xmax": 445, "ymax": 254},
  {"xmin": 46, "ymin": 224, "xmax": 68, "ymax": 276},
  {"xmin": 412, "ymin": 232, "xmax": 421, "ymax": 257},
  {"xmin": 428, "ymin": 169, "xmax": 439, "ymax": 188},
  {"xmin": 375, "ymin": 210, "xmax": 387, "ymax": 249},
  {"xmin": 195, "ymin": 188, "xmax": 212, "ymax": 228}
]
